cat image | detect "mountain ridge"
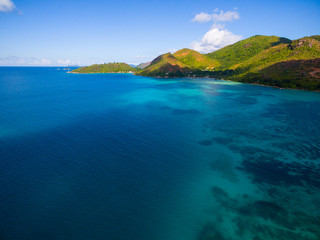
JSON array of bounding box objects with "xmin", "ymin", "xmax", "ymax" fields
[{"xmin": 137, "ymin": 35, "xmax": 320, "ymax": 90}]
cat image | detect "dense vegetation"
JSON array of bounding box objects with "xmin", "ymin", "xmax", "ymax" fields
[
  {"xmin": 72, "ymin": 62, "xmax": 137, "ymax": 73},
  {"xmin": 173, "ymin": 48, "xmax": 219, "ymax": 70},
  {"xmin": 138, "ymin": 53, "xmax": 192, "ymax": 77},
  {"xmin": 137, "ymin": 35, "xmax": 320, "ymax": 90},
  {"xmin": 239, "ymin": 58, "xmax": 320, "ymax": 90},
  {"xmin": 206, "ymin": 35, "xmax": 292, "ymax": 70},
  {"xmin": 310, "ymin": 35, "xmax": 320, "ymax": 41}
]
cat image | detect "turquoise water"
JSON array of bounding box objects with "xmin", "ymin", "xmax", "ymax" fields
[{"xmin": 0, "ymin": 67, "xmax": 319, "ymax": 240}]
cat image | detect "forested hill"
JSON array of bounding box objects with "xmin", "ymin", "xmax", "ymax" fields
[
  {"xmin": 137, "ymin": 35, "xmax": 320, "ymax": 90},
  {"xmin": 72, "ymin": 63, "xmax": 137, "ymax": 73}
]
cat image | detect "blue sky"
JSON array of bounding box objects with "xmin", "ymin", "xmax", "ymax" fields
[{"xmin": 0, "ymin": 0, "xmax": 319, "ymax": 66}]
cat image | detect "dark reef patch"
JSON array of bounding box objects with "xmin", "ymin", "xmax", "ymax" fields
[
  {"xmin": 211, "ymin": 137, "xmax": 232, "ymax": 146},
  {"xmin": 211, "ymin": 186, "xmax": 238, "ymax": 211},
  {"xmin": 234, "ymin": 214, "xmax": 316, "ymax": 240},
  {"xmin": 211, "ymin": 186, "xmax": 229, "ymax": 199},
  {"xmin": 263, "ymin": 101, "xmax": 320, "ymax": 126},
  {"xmin": 158, "ymin": 105, "xmax": 202, "ymax": 115},
  {"xmin": 198, "ymin": 140, "xmax": 212, "ymax": 146},
  {"xmin": 210, "ymin": 156, "xmax": 239, "ymax": 182},
  {"xmin": 214, "ymin": 143, "xmax": 320, "ymax": 189},
  {"xmin": 195, "ymin": 94, "xmax": 320, "ymax": 240},
  {"xmin": 262, "ymin": 100, "xmax": 320, "ymax": 160},
  {"xmin": 197, "ymin": 223, "xmax": 229, "ymax": 240},
  {"xmin": 171, "ymin": 109, "xmax": 202, "ymax": 115},
  {"xmin": 208, "ymin": 187, "xmax": 320, "ymax": 240},
  {"xmin": 232, "ymin": 145, "xmax": 282, "ymax": 162},
  {"xmin": 238, "ymin": 157, "xmax": 320, "ymax": 189},
  {"xmin": 232, "ymin": 96, "xmax": 258, "ymax": 105},
  {"xmin": 237, "ymin": 200, "xmax": 292, "ymax": 229},
  {"xmin": 272, "ymin": 140, "xmax": 320, "ymax": 160}
]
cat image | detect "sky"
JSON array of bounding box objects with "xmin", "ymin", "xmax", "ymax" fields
[{"xmin": 0, "ymin": 0, "xmax": 319, "ymax": 66}]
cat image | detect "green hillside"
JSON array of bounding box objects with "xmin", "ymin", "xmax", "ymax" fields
[
  {"xmin": 310, "ymin": 35, "xmax": 320, "ymax": 41},
  {"xmin": 223, "ymin": 37, "xmax": 320, "ymax": 90},
  {"xmin": 138, "ymin": 53, "xmax": 191, "ymax": 77},
  {"xmin": 241, "ymin": 58, "xmax": 320, "ymax": 90},
  {"xmin": 72, "ymin": 62, "xmax": 137, "ymax": 73},
  {"xmin": 138, "ymin": 49, "xmax": 220, "ymax": 77},
  {"xmin": 173, "ymin": 48, "xmax": 219, "ymax": 70},
  {"xmin": 206, "ymin": 35, "xmax": 292, "ymax": 70},
  {"xmin": 137, "ymin": 35, "xmax": 320, "ymax": 90},
  {"xmin": 233, "ymin": 37, "xmax": 320, "ymax": 74},
  {"xmin": 139, "ymin": 36, "xmax": 293, "ymax": 77}
]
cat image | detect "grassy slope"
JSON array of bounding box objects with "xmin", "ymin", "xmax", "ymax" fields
[
  {"xmin": 72, "ymin": 63, "xmax": 136, "ymax": 73},
  {"xmin": 228, "ymin": 37, "xmax": 320, "ymax": 89},
  {"xmin": 206, "ymin": 35, "xmax": 292, "ymax": 70},
  {"xmin": 234, "ymin": 37, "xmax": 320, "ymax": 73},
  {"xmin": 310, "ymin": 35, "xmax": 320, "ymax": 41},
  {"xmin": 138, "ymin": 53, "xmax": 191, "ymax": 77},
  {"xmin": 249, "ymin": 58, "xmax": 320, "ymax": 89},
  {"xmin": 173, "ymin": 48, "xmax": 219, "ymax": 70},
  {"xmin": 139, "ymin": 35, "xmax": 320, "ymax": 90},
  {"xmin": 138, "ymin": 49, "xmax": 219, "ymax": 77}
]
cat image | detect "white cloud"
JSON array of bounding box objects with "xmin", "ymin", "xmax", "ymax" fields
[
  {"xmin": 192, "ymin": 9, "xmax": 239, "ymax": 23},
  {"xmin": 211, "ymin": 23, "xmax": 226, "ymax": 29},
  {"xmin": 191, "ymin": 28, "xmax": 242, "ymax": 53},
  {"xmin": 191, "ymin": 8, "xmax": 242, "ymax": 53},
  {"xmin": 212, "ymin": 10, "xmax": 239, "ymax": 22},
  {"xmin": 0, "ymin": 0, "xmax": 15, "ymax": 12},
  {"xmin": 192, "ymin": 12, "xmax": 212, "ymax": 23}
]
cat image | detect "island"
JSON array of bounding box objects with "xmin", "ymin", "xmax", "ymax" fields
[
  {"xmin": 71, "ymin": 62, "xmax": 137, "ymax": 74},
  {"xmin": 138, "ymin": 35, "xmax": 320, "ymax": 90},
  {"xmin": 71, "ymin": 35, "xmax": 320, "ymax": 90}
]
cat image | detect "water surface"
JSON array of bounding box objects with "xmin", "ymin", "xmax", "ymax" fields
[{"xmin": 0, "ymin": 67, "xmax": 319, "ymax": 240}]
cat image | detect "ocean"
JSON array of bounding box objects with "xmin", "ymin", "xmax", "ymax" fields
[{"xmin": 0, "ymin": 67, "xmax": 319, "ymax": 240}]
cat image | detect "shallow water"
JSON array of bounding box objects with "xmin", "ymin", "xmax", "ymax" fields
[{"xmin": 0, "ymin": 67, "xmax": 319, "ymax": 240}]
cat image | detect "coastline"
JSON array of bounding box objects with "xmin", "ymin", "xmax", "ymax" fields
[
  {"xmin": 69, "ymin": 72, "xmax": 135, "ymax": 74},
  {"xmin": 69, "ymin": 70, "xmax": 319, "ymax": 92},
  {"xmin": 134, "ymin": 74, "xmax": 320, "ymax": 92}
]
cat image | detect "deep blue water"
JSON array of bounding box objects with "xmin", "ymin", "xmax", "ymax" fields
[{"xmin": 0, "ymin": 67, "xmax": 320, "ymax": 240}]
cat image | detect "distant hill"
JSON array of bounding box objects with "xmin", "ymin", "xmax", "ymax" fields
[
  {"xmin": 72, "ymin": 63, "xmax": 137, "ymax": 73},
  {"xmin": 137, "ymin": 62, "xmax": 152, "ymax": 69},
  {"xmin": 137, "ymin": 35, "xmax": 320, "ymax": 90}
]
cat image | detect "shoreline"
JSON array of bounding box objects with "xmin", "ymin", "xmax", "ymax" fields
[
  {"xmin": 69, "ymin": 71, "xmax": 319, "ymax": 92},
  {"xmin": 69, "ymin": 72, "xmax": 135, "ymax": 74},
  {"xmin": 135, "ymin": 74, "xmax": 320, "ymax": 92}
]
